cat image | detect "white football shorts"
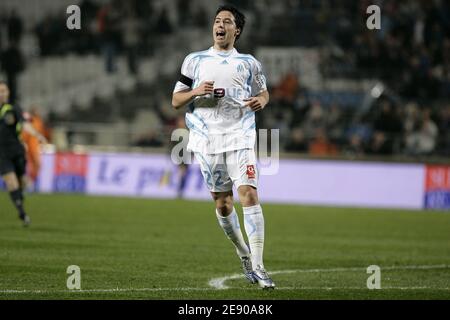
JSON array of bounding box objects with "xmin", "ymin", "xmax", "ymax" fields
[{"xmin": 194, "ymin": 148, "xmax": 258, "ymax": 192}]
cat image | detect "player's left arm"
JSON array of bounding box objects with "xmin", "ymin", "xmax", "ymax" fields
[
  {"xmin": 244, "ymin": 90, "xmax": 269, "ymax": 112},
  {"xmin": 244, "ymin": 57, "xmax": 269, "ymax": 112},
  {"xmin": 16, "ymin": 106, "xmax": 47, "ymax": 144}
]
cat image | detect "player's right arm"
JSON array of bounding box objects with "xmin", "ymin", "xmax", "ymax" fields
[{"xmin": 172, "ymin": 81, "xmax": 214, "ymax": 109}]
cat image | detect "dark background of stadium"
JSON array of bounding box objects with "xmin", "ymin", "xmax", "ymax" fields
[{"xmin": 0, "ymin": 0, "xmax": 448, "ymax": 162}]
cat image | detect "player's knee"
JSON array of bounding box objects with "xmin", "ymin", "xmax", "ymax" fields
[
  {"xmin": 216, "ymin": 200, "xmax": 234, "ymax": 216},
  {"xmin": 216, "ymin": 204, "xmax": 230, "ymax": 216},
  {"xmin": 3, "ymin": 174, "xmax": 19, "ymax": 191},
  {"xmin": 212, "ymin": 193, "xmax": 234, "ymax": 216},
  {"xmin": 238, "ymin": 186, "xmax": 259, "ymax": 206}
]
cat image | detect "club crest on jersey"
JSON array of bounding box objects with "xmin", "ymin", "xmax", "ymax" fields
[
  {"xmin": 246, "ymin": 165, "xmax": 256, "ymax": 179},
  {"xmin": 237, "ymin": 63, "xmax": 244, "ymax": 74}
]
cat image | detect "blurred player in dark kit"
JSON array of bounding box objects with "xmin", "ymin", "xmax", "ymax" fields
[{"xmin": 0, "ymin": 81, "xmax": 47, "ymax": 226}]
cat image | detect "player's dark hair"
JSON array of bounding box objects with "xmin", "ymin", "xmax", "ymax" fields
[
  {"xmin": 0, "ymin": 80, "xmax": 8, "ymax": 86},
  {"xmin": 215, "ymin": 5, "xmax": 245, "ymax": 41}
]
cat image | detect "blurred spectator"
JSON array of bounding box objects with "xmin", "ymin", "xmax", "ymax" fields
[
  {"xmin": 405, "ymin": 108, "xmax": 438, "ymax": 155},
  {"xmin": 155, "ymin": 7, "xmax": 173, "ymax": 35},
  {"xmin": 325, "ymin": 103, "xmax": 343, "ymax": 140},
  {"xmin": 308, "ymin": 128, "xmax": 338, "ymax": 156},
  {"xmin": 366, "ymin": 131, "xmax": 392, "ymax": 155},
  {"xmin": 176, "ymin": 0, "xmax": 192, "ymax": 26},
  {"xmin": 289, "ymin": 89, "xmax": 310, "ymax": 128},
  {"xmin": 344, "ymin": 133, "xmax": 365, "ymax": 157},
  {"xmin": 22, "ymin": 106, "xmax": 51, "ymax": 185},
  {"xmin": 77, "ymin": 0, "xmax": 100, "ymax": 54},
  {"xmin": 122, "ymin": 8, "xmax": 142, "ymax": 75},
  {"xmin": 303, "ymin": 100, "xmax": 326, "ymax": 138},
  {"xmin": 436, "ymin": 104, "xmax": 450, "ymax": 155},
  {"xmin": 272, "ymin": 73, "xmax": 299, "ymax": 105},
  {"xmin": 1, "ymin": 39, "xmax": 25, "ymax": 104},
  {"xmin": 346, "ymin": 118, "xmax": 372, "ymax": 146},
  {"xmin": 403, "ymin": 102, "xmax": 420, "ymax": 134},
  {"xmin": 193, "ymin": 4, "xmax": 209, "ymax": 29},
  {"xmin": 372, "ymin": 100, "xmax": 402, "ymax": 152},
  {"xmin": 373, "ymin": 100, "xmax": 402, "ymax": 133},
  {"xmin": 97, "ymin": 2, "xmax": 122, "ymax": 73},
  {"xmin": 35, "ymin": 17, "xmax": 55, "ymax": 56},
  {"xmin": 7, "ymin": 9, "xmax": 23, "ymax": 44},
  {"xmin": 0, "ymin": 13, "xmax": 5, "ymax": 52},
  {"xmin": 269, "ymin": 110, "xmax": 291, "ymax": 143},
  {"xmin": 80, "ymin": 0, "xmax": 99, "ymax": 22},
  {"xmin": 437, "ymin": 104, "xmax": 450, "ymax": 138},
  {"xmin": 285, "ymin": 128, "xmax": 308, "ymax": 153}
]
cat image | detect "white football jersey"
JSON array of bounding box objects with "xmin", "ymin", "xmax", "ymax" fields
[{"xmin": 173, "ymin": 46, "xmax": 267, "ymax": 154}]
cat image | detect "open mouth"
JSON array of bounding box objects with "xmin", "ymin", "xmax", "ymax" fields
[{"xmin": 216, "ymin": 31, "xmax": 226, "ymax": 39}]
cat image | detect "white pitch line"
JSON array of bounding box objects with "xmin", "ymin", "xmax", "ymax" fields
[
  {"xmin": 208, "ymin": 264, "xmax": 450, "ymax": 290},
  {"xmin": 1, "ymin": 264, "xmax": 449, "ymax": 294},
  {"xmin": 259, "ymin": 286, "xmax": 450, "ymax": 291},
  {"xmin": 0, "ymin": 287, "xmax": 214, "ymax": 294},
  {"xmin": 2, "ymin": 286, "xmax": 450, "ymax": 295}
]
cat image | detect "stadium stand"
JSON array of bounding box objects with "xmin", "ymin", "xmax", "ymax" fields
[{"xmin": 0, "ymin": 0, "xmax": 448, "ymax": 159}]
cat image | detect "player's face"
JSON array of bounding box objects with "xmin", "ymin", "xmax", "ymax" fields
[
  {"xmin": 213, "ymin": 11, "xmax": 239, "ymax": 48},
  {"xmin": 0, "ymin": 84, "xmax": 10, "ymax": 104}
]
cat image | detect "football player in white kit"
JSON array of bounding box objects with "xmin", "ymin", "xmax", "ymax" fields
[{"xmin": 172, "ymin": 5, "xmax": 275, "ymax": 289}]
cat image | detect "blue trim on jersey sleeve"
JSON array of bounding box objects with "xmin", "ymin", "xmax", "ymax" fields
[
  {"xmin": 185, "ymin": 49, "xmax": 210, "ymax": 62},
  {"xmin": 232, "ymin": 55, "xmax": 256, "ymax": 62}
]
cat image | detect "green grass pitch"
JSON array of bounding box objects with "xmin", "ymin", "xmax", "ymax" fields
[{"xmin": 1, "ymin": 193, "xmax": 449, "ymax": 299}]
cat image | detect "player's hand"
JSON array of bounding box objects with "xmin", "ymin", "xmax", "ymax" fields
[
  {"xmin": 193, "ymin": 81, "xmax": 214, "ymax": 97},
  {"xmin": 244, "ymin": 96, "xmax": 267, "ymax": 112},
  {"xmin": 37, "ymin": 134, "xmax": 48, "ymax": 145}
]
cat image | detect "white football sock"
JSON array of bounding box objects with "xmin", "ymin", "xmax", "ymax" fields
[
  {"xmin": 243, "ymin": 204, "xmax": 265, "ymax": 269},
  {"xmin": 216, "ymin": 207, "xmax": 250, "ymax": 258}
]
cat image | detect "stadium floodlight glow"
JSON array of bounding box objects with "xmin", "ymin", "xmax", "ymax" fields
[{"xmin": 370, "ymin": 83, "xmax": 384, "ymax": 98}]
